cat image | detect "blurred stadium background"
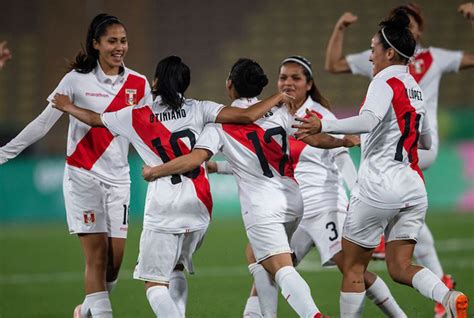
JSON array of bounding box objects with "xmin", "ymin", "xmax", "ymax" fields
[{"xmin": 0, "ymin": 0, "xmax": 473, "ymax": 317}]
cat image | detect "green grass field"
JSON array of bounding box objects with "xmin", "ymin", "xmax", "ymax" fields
[{"xmin": 1, "ymin": 212, "xmax": 473, "ymax": 317}]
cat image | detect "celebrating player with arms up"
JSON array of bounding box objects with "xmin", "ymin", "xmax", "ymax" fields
[{"xmin": 52, "ymin": 55, "xmax": 295, "ymax": 318}]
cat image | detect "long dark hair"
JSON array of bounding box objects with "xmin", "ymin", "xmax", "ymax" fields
[
  {"xmin": 228, "ymin": 58, "xmax": 268, "ymax": 98},
  {"xmin": 280, "ymin": 55, "xmax": 330, "ymax": 109},
  {"xmin": 69, "ymin": 14, "xmax": 124, "ymax": 73},
  {"xmin": 153, "ymin": 56, "xmax": 190, "ymax": 110},
  {"xmin": 378, "ymin": 9, "xmax": 416, "ymax": 63}
]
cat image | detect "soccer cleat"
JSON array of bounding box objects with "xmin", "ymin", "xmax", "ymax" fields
[
  {"xmin": 441, "ymin": 290, "xmax": 468, "ymax": 318},
  {"xmin": 434, "ymin": 274, "xmax": 457, "ymax": 318},
  {"xmin": 372, "ymin": 235, "xmax": 386, "ymax": 260},
  {"xmin": 73, "ymin": 304, "xmax": 83, "ymax": 318}
]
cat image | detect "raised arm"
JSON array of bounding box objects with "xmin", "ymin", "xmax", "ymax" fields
[
  {"xmin": 0, "ymin": 41, "xmax": 12, "ymax": 71},
  {"xmin": 0, "ymin": 103, "xmax": 62, "ymax": 164},
  {"xmin": 459, "ymin": 2, "xmax": 474, "ymax": 27},
  {"xmin": 142, "ymin": 148, "xmax": 212, "ymax": 181},
  {"xmin": 216, "ymin": 92, "xmax": 295, "ymax": 124},
  {"xmin": 325, "ymin": 12, "xmax": 358, "ymax": 73},
  {"xmin": 52, "ymin": 93, "xmax": 104, "ymax": 127}
]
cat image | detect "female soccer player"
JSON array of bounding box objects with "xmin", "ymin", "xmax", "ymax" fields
[
  {"xmin": 232, "ymin": 56, "xmax": 404, "ymax": 317},
  {"xmin": 0, "ymin": 14, "xmax": 152, "ymax": 317},
  {"xmin": 325, "ymin": 4, "xmax": 474, "ymax": 316},
  {"xmin": 140, "ymin": 57, "xmax": 365, "ymax": 318},
  {"xmin": 52, "ymin": 55, "xmax": 295, "ymax": 318},
  {"xmin": 297, "ymin": 10, "xmax": 468, "ymax": 318}
]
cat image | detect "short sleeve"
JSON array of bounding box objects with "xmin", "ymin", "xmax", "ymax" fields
[
  {"xmin": 346, "ymin": 50, "xmax": 373, "ymax": 78},
  {"xmin": 101, "ymin": 106, "xmax": 133, "ymax": 138},
  {"xmin": 360, "ymin": 78, "xmax": 393, "ymax": 120},
  {"xmin": 47, "ymin": 71, "xmax": 76, "ymax": 103},
  {"xmin": 199, "ymin": 100, "xmax": 225, "ymax": 124},
  {"xmin": 194, "ymin": 123, "xmax": 224, "ymax": 155},
  {"xmin": 430, "ymin": 47, "xmax": 463, "ymax": 74}
]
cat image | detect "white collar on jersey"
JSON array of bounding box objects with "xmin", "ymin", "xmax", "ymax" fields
[
  {"xmin": 294, "ymin": 96, "xmax": 316, "ymax": 117},
  {"xmin": 94, "ymin": 63, "xmax": 127, "ymax": 85},
  {"xmin": 374, "ymin": 64, "xmax": 408, "ymax": 79},
  {"xmin": 231, "ymin": 97, "xmax": 259, "ymax": 108}
]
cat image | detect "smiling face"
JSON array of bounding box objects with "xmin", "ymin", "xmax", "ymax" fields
[
  {"xmin": 277, "ymin": 62, "xmax": 312, "ymax": 108},
  {"xmin": 369, "ymin": 33, "xmax": 393, "ymax": 76},
  {"xmin": 93, "ymin": 24, "xmax": 128, "ymax": 75}
]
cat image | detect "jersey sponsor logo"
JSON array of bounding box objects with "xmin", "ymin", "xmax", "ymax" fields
[
  {"xmin": 125, "ymin": 89, "xmax": 137, "ymax": 106},
  {"xmin": 409, "ymin": 51, "xmax": 433, "ymax": 83},
  {"xmin": 150, "ymin": 109, "xmax": 187, "ymax": 122},
  {"xmin": 387, "ymin": 77, "xmax": 424, "ymax": 181},
  {"xmin": 85, "ymin": 92, "xmax": 110, "ymax": 98},
  {"xmin": 131, "ymin": 106, "xmax": 213, "ymax": 214},
  {"xmin": 83, "ymin": 211, "xmax": 96, "ymax": 224},
  {"xmin": 66, "ymin": 74, "xmax": 146, "ymax": 170}
]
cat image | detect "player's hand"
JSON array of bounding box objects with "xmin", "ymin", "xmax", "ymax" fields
[
  {"xmin": 336, "ymin": 12, "xmax": 358, "ymax": 30},
  {"xmin": 206, "ymin": 161, "xmax": 218, "ymax": 174},
  {"xmin": 343, "ymin": 134, "xmax": 360, "ymax": 148},
  {"xmin": 458, "ymin": 2, "xmax": 474, "ymax": 20},
  {"xmin": 281, "ymin": 93, "xmax": 297, "ymax": 115},
  {"xmin": 142, "ymin": 164, "xmax": 157, "ymax": 182},
  {"xmin": 0, "ymin": 41, "xmax": 12, "ymax": 70},
  {"xmin": 292, "ymin": 109, "xmax": 322, "ymax": 140},
  {"xmin": 52, "ymin": 93, "xmax": 73, "ymax": 112}
]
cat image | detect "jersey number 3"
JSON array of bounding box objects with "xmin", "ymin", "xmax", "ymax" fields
[{"xmin": 151, "ymin": 129, "xmax": 200, "ymax": 184}]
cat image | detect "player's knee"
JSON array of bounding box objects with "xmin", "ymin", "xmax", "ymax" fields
[{"xmin": 387, "ymin": 259, "xmax": 411, "ymax": 284}]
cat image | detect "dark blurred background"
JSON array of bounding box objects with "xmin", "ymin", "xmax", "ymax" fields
[{"xmin": 0, "ymin": 0, "xmax": 472, "ymax": 156}]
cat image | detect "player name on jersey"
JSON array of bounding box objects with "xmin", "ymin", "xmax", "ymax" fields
[
  {"xmin": 405, "ymin": 88, "xmax": 423, "ymax": 101},
  {"xmin": 150, "ymin": 109, "xmax": 187, "ymax": 123}
]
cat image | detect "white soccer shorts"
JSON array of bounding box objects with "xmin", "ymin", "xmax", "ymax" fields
[
  {"xmin": 133, "ymin": 227, "xmax": 207, "ymax": 284},
  {"xmin": 247, "ymin": 219, "xmax": 300, "ymax": 263},
  {"xmin": 343, "ymin": 196, "xmax": 427, "ymax": 248},
  {"xmin": 63, "ymin": 168, "xmax": 130, "ymax": 238},
  {"xmin": 291, "ymin": 208, "xmax": 346, "ymax": 266}
]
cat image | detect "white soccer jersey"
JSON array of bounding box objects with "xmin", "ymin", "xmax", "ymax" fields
[
  {"xmin": 346, "ymin": 47, "xmax": 462, "ymax": 146},
  {"xmin": 289, "ymin": 98, "xmax": 349, "ymax": 218},
  {"xmin": 101, "ymin": 97, "xmax": 224, "ymax": 233},
  {"xmin": 0, "ymin": 65, "xmax": 152, "ymax": 182},
  {"xmin": 51, "ymin": 65, "xmax": 152, "ymax": 185},
  {"xmin": 348, "ymin": 65, "xmax": 429, "ymax": 208},
  {"xmin": 194, "ymin": 102, "xmax": 303, "ymax": 229}
]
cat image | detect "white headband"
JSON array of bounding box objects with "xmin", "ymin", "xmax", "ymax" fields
[
  {"xmin": 281, "ymin": 57, "xmax": 313, "ymax": 77},
  {"xmin": 381, "ymin": 28, "xmax": 411, "ymax": 59}
]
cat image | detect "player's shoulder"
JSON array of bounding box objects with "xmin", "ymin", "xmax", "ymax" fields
[
  {"xmin": 124, "ymin": 67, "xmax": 148, "ymax": 81},
  {"xmin": 307, "ymin": 101, "xmax": 336, "ymax": 120}
]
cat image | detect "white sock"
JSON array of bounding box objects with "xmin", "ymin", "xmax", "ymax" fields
[
  {"xmin": 80, "ymin": 291, "xmax": 113, "ymax": 318},
  {"xmin": 243, "ymin": 296, "xmax": 262, "ymax": 318},
  {"xmin": 275, "ymin": 266, "xmax": 319, "ymax": 318},
  {"xmin": 146, "ymin": 286, "xmax": 181, "ymax": 318},
  {"xmin": 413, "ymin": 224, "xmax": 444, "ymax": 278},
  {"xmin": 411, "ymin": 268, "xmax": 449, "ymax": 303},
  {"xmin": 248, "ymin": 263, "xmax": 278, "ymax": 317},
  {"xmin": 169, "ymin": 270, "xmax": 188, "ymax": 318},
  {"xmin": 366, "ymin": 276, "xmax": 406, "ymax": 317},
  {"xmin": 340, "ymin": 291, "xmax": 366, "ymax": 318},
  {"xmin": 106, "ymin": 279, "xmax": 118, "ymax": 294}
]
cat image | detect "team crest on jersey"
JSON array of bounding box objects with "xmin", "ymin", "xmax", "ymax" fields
[
  {"xmin": 125, "ymin": 89, "xmax": 138, "ymax": 106},
  {"xmin": 411, "ymin": 59, "xmax": 425, "ymax": 74},
  {"xmin": 83, "ymin": 211, "xmax": 96, "ymax": 224}
]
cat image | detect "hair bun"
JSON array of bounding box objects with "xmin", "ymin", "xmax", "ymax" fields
[{"xmin": 381, "ymin": 8, "xmax": 410, "ymax": 30}]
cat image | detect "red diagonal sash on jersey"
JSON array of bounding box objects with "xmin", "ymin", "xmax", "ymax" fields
[
  {"xmin": 387, "ymin": 77, "xmax": 423, "ymax": 181},
  {"xmin": 66, "ymin": 74, "xmax": 146, "ymax": 170},
  {"xmin": 222, "ymin": 123, "xmax": 294, "ymax": 178},
  {"xmin": 409, "ymin": 51, "xmax": 433, "ymax": 83},
  {"xmin": 289, "ymin": 110, "xmax": 323, "ymax": 170},
  {"xmin": 131, "ymin": 107, "xmax": 213, "ymax": 215}
]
